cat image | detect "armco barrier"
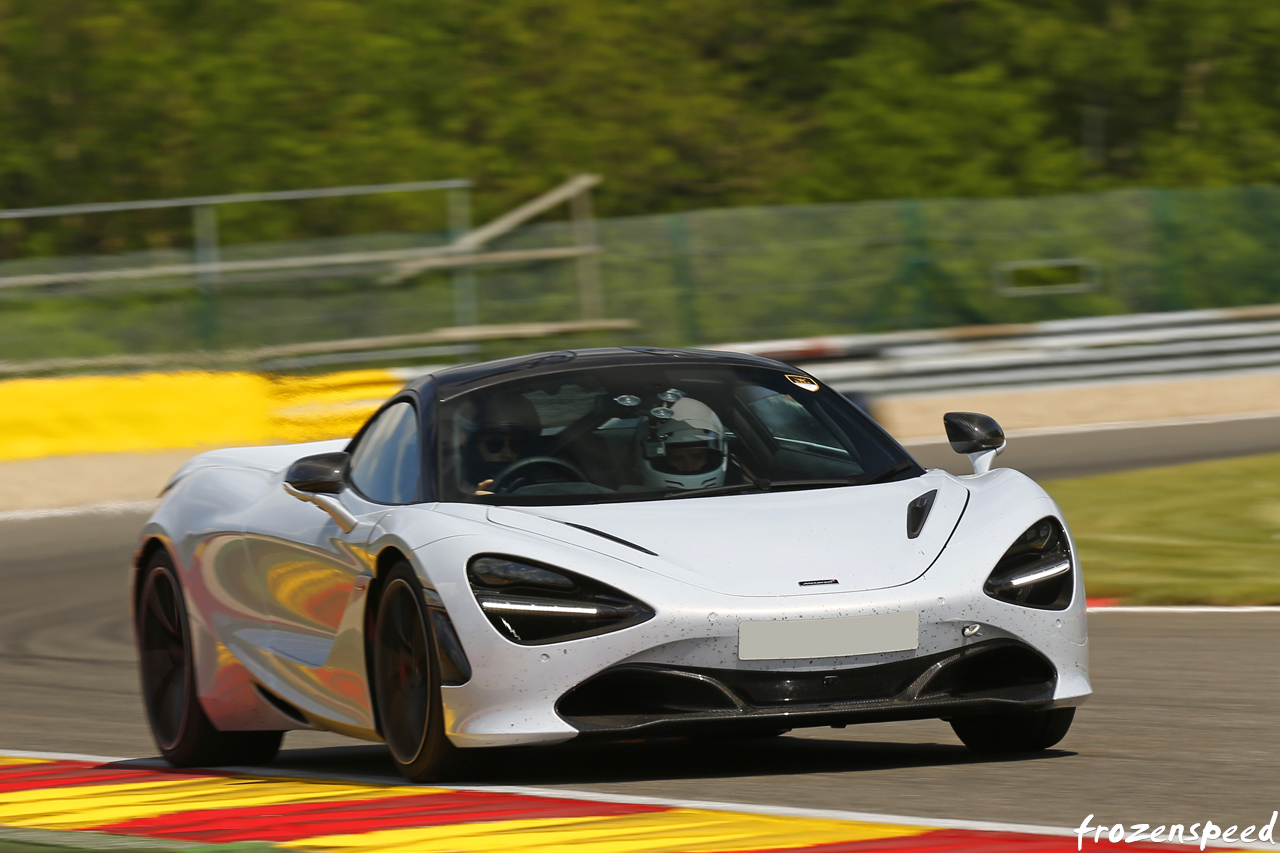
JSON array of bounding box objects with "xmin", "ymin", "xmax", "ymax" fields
[{"xmin": 713, "ymin": 303, "xmax": 1280, "ymax": 395}]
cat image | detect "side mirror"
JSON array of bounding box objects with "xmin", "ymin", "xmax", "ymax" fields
[
  {"xmin": 943, "ymin": 412, "xmax": 1005, "ymax": 475},
  {"xmin": 283, "ymin": 452, "xmax": 357, "ymax": 533},
  {"xmin": 284, "ymin": 452, "xmax": 350, "ymax": 494}
]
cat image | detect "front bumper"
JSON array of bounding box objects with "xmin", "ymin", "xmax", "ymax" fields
[
  {"xmin": 557, "ymin": 638, "xmax": 1056, "ymax": 737},
  {"xmin": 420, "ymin": 492, "xmax": 1091, "ymax": 748}
]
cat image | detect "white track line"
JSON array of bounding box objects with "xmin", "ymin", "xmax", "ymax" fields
[
  {"xmin": 449, "ymin": 784, "xmax": 1081, "ymax": 838},
  {"xmin": 0, "ymin": 499, "xmax": 159, "ymax": 523},
  {"xmin": 1, "ymin": 748, "xmax": 130, "ymax": 764},
  {"xmin": 1088, "ymin": 606, "xmax": 1280, "ymax": 613}
]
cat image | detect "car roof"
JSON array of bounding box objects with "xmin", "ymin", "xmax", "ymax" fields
[{"xmin": 412, "ymin": 347, "xmax": 803, "ymax": 402}]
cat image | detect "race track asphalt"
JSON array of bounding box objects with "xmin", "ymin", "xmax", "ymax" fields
[
  {"xmin": 2, "ymin": 420, "xmax": 1278, "ymax": 831},
  {"xmin": 904, "ymin": 412, "xmax": 1280, "ymax": 481}
]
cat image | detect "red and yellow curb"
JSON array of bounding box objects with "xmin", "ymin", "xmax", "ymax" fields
[{"xmin": 0, "ymin": 755, "xmax": 1224, "ymax": 853}]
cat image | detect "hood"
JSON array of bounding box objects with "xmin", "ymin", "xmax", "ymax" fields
[{"xmin": 486, "ymin": 471, "xmax": 969, "ymax": 597}]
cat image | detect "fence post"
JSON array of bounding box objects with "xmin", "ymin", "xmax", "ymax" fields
[
  {"xmin": 667, "ymin": 213, "xmax": 701, "ymax": 345},
  {"xmin": 570, "ymin": 186, "xmax": 604, "ymax": 320},
  {"xmin": 1151, "ymin": 189, "xmax": 1186, "ymax": 311},
  {"xmin": 899, "ymin": 199, "xmax": 933, "ymax": 327},
  {"xmin": 1246, "ymin": 185, "xmax": 1280, "ymax": 303},
  {"xmin": 192, "ymin": 204, "xmax": 220, "ymax": 348},
  {"xmin": 448, "ymin": 187, "xmax": 478, "ymax": 327}
]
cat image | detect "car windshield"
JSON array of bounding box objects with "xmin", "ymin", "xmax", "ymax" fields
[{"xmin": 436, "ymin": 364, "xmax": 920, "ymax": 505}]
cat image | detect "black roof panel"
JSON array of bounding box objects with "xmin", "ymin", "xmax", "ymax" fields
[{"xmin": 410, "ymin": 347, "xmax": 804, "ymax": 401}]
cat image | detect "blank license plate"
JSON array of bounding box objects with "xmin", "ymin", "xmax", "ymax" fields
[{"xmin": 738, "ymin": 611, "xmax": 919, "ymax": 661}]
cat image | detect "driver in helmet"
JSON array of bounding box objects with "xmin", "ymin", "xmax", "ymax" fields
[
  {"xmin": 465, "ymin": 395, "xmax": 540, "ymax": 495},
  {"xmin": 637, "ymin": 395, "xmax": 728, "ymax": 491}
]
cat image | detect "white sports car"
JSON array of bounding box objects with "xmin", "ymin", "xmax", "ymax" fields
[{"xmin": 133, "ymin": 347, "xmax": 1089, "ymax": 780}]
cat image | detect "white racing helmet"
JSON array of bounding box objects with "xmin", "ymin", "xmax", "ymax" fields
[{"xmin": 637, "ymin": 395, "xmax": 728, "ymax": 490}]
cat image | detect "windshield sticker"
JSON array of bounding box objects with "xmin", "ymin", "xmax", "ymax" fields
[{"xmin": 786, "ymin": 375, "xmax": 820, "ymax": 392}]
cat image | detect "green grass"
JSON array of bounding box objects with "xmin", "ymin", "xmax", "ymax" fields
[{"xmin": 1043, "ymin": 452, "xmax": 1280, "ymax": 605}]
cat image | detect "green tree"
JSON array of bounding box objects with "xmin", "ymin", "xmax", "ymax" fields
[{"xmin": 6, "ymin": 0, "xmax": 1280, "ymax": 252}]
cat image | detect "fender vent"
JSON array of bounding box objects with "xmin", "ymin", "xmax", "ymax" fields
[{"xmin": 906, "ymin": 490, "xmax": 938, "ymax": 539}]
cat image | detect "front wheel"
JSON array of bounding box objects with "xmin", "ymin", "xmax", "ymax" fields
[
  {"xmin": 949, "ymin": 707, "xmax": 1075, "ymax": 753},
  {"xmin": 372, "ymin": 563, "xmax": 457, "ymax": 781},
  {"xmin": 136, "ymin": 549, "xmax": 282, "ymax": 767}
]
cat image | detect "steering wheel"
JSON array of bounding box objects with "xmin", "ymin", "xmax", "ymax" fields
[{"xmin": 491, "ymin": 456, "xmax": 588, "ymax": 494}]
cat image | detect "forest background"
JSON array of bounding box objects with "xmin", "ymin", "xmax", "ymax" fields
[{"xmin": 3, "ymin": 0, "xmax": 1279, "ymax": 255}]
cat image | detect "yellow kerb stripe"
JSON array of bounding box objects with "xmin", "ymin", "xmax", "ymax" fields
[
  {"xmin": 0, "ymin": 368, "xmax": 401, "ymax": 461},
  {"xmin": 282, "ymin": 809, "xmax": 928, "ymax": 853},
  {"xmin": 0, "ymin": 776, "xmax": 436, "ymax": 830},
  {"xmin": 0, "ymin": 757, "xmax": 51, "ymax": 767}
]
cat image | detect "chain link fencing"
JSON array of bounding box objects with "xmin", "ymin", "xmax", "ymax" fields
[{"xmin": 3, "ymin": 185, "xmax": 1280, "ymax": 371}]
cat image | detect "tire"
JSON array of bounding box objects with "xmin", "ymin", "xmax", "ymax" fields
[
  {"xmin": 136, "ymin": 549, "xmax": 283, "ymax": 767},
  {"xmin": 372, "ymin": 562, "xmax": 457, "ymax": 781},
  {"xmin": 949, "ymin": 707, "xmax": 1075, "ymax": 753}
]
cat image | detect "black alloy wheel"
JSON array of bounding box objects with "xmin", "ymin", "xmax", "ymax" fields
[
  {"xmin": 136, "ymin": 548, "xmax": 282, "ymax": 767},
  {"xmin": 949, "ymin": 707, "xmax": 1076, "ymax": 753},
  {"xmin": 373, "ymin": 562, "xmax": 456, "ymax": 781}
]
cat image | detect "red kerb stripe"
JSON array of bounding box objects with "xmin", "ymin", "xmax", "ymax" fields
[
  {"xmin": 0, "ymin": 761, "xmax": 211, "ymax": 794},
  {"xmin": 87, "ymin": 790, "xmax": 669, "ymax": 843}
]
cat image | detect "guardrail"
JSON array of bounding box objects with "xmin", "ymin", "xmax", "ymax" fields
[{"xmin": 712, "ymin": 304, "xmax": 1280, "ymax": 395}]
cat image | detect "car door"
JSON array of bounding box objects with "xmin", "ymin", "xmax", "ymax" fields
[{"xmin": 242, "ymin": 399, "xmax": 423, "ymax": 729}]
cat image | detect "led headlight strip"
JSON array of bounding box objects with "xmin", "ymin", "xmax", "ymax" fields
[
  {"xmin": 983, "ymin": 518, "xmax": 1074, "ymax": 610},
  {"xmin": 468, "ymin": 555, "xmax": 654, "ymax": 644},
  {"xmin": 1003, "ymin": 559, "xmax": 1072, "ymax": 588},
  {"xmin": 481, "ymin": 601, "xmax": 600, "ymax": 615}
]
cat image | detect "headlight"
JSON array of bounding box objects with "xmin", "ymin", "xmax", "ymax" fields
[
  {"xmin": 467, "ymin": 556, "xmax": 654, "ymax": 644},
  {"xmin": 983, "ymin": 518, "xmax": 1074, "ymax": 610}
]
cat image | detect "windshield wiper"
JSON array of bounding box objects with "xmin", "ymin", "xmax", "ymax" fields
[
  {"xmin": 661, "ymin": 478, "xmax": 856, "ymax": 499},
  {"xmin": 659, "ymin": 461, "xmax": 918, "ymax": 500},
  {"xmin": 758, "ymin": 478, "xmax": 859, "ymax": 492},
  {"xmin": 855, "ymin": 460, "xmax": 920, "ymax": 486}
]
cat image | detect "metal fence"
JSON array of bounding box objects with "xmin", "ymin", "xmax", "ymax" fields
[
  {"xmin": 4, "ymin": 185, "xmax": 1280, "ymax": 371},
  {"xmin": 606, "ymin": 187, "xmax": 1280, "ymax": 346}
]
